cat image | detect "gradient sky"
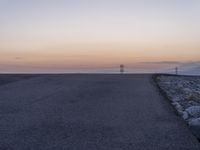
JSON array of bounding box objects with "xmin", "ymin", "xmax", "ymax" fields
[{"xmin": 0, "ymin": 0, "xmax": 200, "ymax": 73}]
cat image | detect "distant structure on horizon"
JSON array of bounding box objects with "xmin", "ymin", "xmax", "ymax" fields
[
  {"xmin": 175, "ymin": 67, "xmax": 178, "ymax": 75},
  {"xmin": 120, "ymin": 64, "xmax": 125, "ymax": 74}
]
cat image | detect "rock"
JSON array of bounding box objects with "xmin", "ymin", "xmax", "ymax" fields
[
  {"xmin": 189, "ymin": 118, "xmax": 200, "ymax": 139},
  {"xmin": 183, "ymin": 88, "xmax": 193, "ymax": 93},
  {"xmin": 172, "ymin": 97, "xmax": 181, "ymax": 102},
  {"xmin": 186, "ymin": 92, "xmax": 200, "ymax": 102},
  {"xmin": 182, "ymin": 111, "xmax": 189, "ymax": 120},
  {"xmin": 186, "ymin": 106, "xmax": 200, "ymax": 118},
  {"xmin": 188, "ymin": 101, "xmax": 200, "ymax": 107},
  {"xmin": 172, "ymin": 102, "xmax": 184, "ymax": 115}
]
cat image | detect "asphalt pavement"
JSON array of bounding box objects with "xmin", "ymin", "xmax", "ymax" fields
[{"xmin": 0, "ymin": 74, "xmax": 199, "ymax": 150}]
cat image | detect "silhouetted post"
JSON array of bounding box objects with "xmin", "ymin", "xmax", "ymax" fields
[
  {"xmin": 120, "ymin": 64, "xmax": 125, "ymax": 74},
  {"xmin": 175, "ymin": 67, "xmax": 178, "ymax": 75}
]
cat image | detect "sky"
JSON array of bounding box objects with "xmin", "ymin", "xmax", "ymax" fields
[{"xmin": 0, "ymin": 0, "xmax": 200, "ymax": 73}]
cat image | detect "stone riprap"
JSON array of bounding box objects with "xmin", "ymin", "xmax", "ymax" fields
[{"xmin": 156, "ymin": 75, "xmax": 200, "ymax": 139}]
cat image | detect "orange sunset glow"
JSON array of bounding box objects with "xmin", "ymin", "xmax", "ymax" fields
[{"xmin": 0, "ymin": 0, "xmax": 200, "ymax": 73}]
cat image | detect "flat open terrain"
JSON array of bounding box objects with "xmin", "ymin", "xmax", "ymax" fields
[{"xmin": 0, "ymin": 74, "xmax": 200, "ymax": 150}]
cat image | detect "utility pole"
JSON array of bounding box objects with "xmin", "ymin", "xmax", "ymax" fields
[
  {"xmin": 120, "ymin": 64, "xmax": 125, "ymax": 74},
  {"xmin": 175, "ymin": 67, "xmax": 178, "ymax": 75}
]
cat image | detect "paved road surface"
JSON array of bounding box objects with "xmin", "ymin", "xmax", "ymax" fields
[{"xmin": 0, "ymin": 74, "xmax": 199, "ymax": 150}]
